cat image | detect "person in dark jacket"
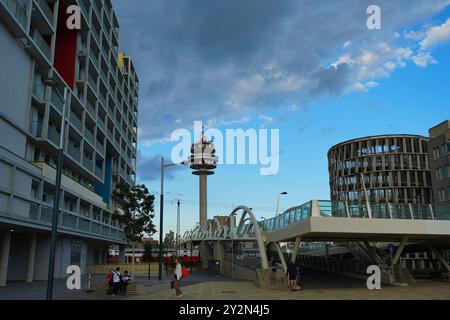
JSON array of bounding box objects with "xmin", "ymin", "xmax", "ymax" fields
[{"xmin": 287, "ymin": 262, "xmax": 302, "ymax": 291}]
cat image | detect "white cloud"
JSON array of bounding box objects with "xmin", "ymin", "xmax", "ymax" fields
[
  {"xmin": 412, "ymin": 52, "xmax": 437, "ymax": 67},
  {"xmin": 421, "ymin": 18, "xmax": 450, "ymax": 50}
]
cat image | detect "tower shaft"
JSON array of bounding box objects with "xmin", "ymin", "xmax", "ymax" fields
[{"xmin": 199, "ymin": 174, "xmax": 207, "ymax": 229}]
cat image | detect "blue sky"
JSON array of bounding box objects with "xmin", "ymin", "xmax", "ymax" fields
[{"xmin": 112, "ymin": 1, "xmax": 450, "ymax": 238}]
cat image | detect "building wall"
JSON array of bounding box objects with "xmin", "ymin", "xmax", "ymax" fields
[
  {"xmin": 0, "ymin": 0, "xmax": 137, "ymax": 285},
  {"xmin": 328, "ymin": 135, "xmax": 432, "ymax": 204},
  {"xmin": 0, "ymin": 22, "xmax": 32, "ymax": 135},
  {"xmin": 429, "ymin": 120, "xmax": 450, "ymax": 205}
]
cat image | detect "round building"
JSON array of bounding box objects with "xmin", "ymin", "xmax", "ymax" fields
[{"xmin": 328, "ymin": 135, "xmax": 432, "ymax": 204}]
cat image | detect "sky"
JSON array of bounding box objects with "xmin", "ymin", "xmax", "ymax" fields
[{"xmin": 111, "ymin": 0, "xmax": 450, "ymax": 239}]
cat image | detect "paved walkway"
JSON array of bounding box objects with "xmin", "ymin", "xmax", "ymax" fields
[
  {"xmin": 1, "ymin": 269, "xmax": 449, "ymax": 300},
  {"xmin": 131, "ymin": 270, "xmax": 450, "ymax": 300}
]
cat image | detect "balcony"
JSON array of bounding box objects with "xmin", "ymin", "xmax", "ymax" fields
[
  {"xmin": 92, "ymin": 1, "xmax": 101, "ymax": 19},
  {"xmin": 30, "ymin": 120, "xmax": 43, "ymax": 137},
  {"xmin": 29, "ymin": 27, "xmax": 51, "ymax": 62},
  {"xmin": 85, "ymin": 128, "xmax": 95, "ymax": 146},
  {"xmin": 89, "ymin": 50, "xmax": 99, "ymax": 70},
  {"xmin": 85, "ymin": 100, "xmax": 96, "ymax": 119},
  {"xmin": 88, "ymin": 73, "xmax": 97, "ymax": 93},
  {"xmin": 70, "ymin": 111, "xmax": 82, "ymax": 132},
  {"xmin": 95, "ymin": 166, "xmax": 103, "ymax": 180},
  {"xmin": 0, "ymin": 0, "xmax": 28, "ymax": 33},
  {"xmin": 77, "ymin": 0, "xmax": 89, "ymax": 20},
  {"xmin": 91, "ymin": 26, "xmax": 100, "ymax": 45},
  {"xmin": 50, "ymin": 90, "xmax": 64, "ymax": 113},
  {"xmin": 99, "ymin": 93, "xmax": 107, "ymax": 108},
  {"xmin": 96, "ymin": 139, "xmax": 104, "ymax": 154},
  {"xmin": 67, "ymin": 143, "xmax": 81, "ymax": 162},
  {"xmin": 97, "ymin": 116, "xmax": 106, "ymax": 132},
  {"xmin": 83, "ymin": 154, "xmax": 93, "ymax": 171},
  {"xmin": 35, "ymin": 0, "xmax": 54, "ymax": 26},
  {"xmin": 47, "ymin": 125, "xmax": 60, "ymax": 146}
]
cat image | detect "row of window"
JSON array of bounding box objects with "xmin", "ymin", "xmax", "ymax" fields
[
  {"xmin": 335, "ymin": 188, "xmax": 431, "ymax": 204},
  {"xmin": 330, "ymin": 137, "xmax": 428, "ymax": 161},
  {"xmin": 333, "ymin": 171, "xmax": 432, "ymax": 188},
  {"xmin": 432, "ymin": 143, "xmax": 450, "ymax": 160},
  {"xmin": 437, "ymin": 187, "xmax": 450, "ymax": 202},
  {"xmin": 436, "ymin": 165, "xmax": 449, "ymax": 181},
  {"xmin": 332, "ymin": 154, "xmax": 429, "ymax": 171}
]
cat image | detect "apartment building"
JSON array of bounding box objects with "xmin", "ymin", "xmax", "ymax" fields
[
  {"xmin": 429, "ymin": 120, "xmax": 450, "ymax": 206},
  {"xmin": 0, "ymin": 0, "xmax": 138, "ymax": 286}
]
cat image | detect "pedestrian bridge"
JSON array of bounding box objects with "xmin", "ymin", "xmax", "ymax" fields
[{"xmin": 182, "ymin": 200, "xmax": 450, "ymax": 272}]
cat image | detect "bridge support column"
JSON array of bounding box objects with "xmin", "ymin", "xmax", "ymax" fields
[
  {"xmin": 426, "ymin": 244, "xmax": 450, "ymax": 274},
  {"xmin": 274, "ymin": 243, "xmax": 287, "ymax": 274},
  {"xmin": 291, "ymin": 237, "xmax": 302, "ymax": 263},
  {"xmin": 392, "ymin": 237, "xmax": 408, "ymax": 265},
  {"xmin": 362, "ymin": 241, "xmax": 385, "ymax": 266},
  {"xmin": 200, "ymin": 242, "xmax": 213, "ymax": 269}
]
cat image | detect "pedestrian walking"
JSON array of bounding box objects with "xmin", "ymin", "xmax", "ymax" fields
[{"xmin": 173, "ymin": 258, "xmax": 183, "ymax": 299}]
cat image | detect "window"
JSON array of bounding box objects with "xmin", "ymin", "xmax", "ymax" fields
[
  {"xmin": 433, "ymin": 147, "xmax": 440, "ymax": 160},
  {"xmin": 438, "ymin": 189, "xmax": 446, "ymax": 202},
  {"xmin": 436, "ymin": 165, "xmax": 449, "ymax": 180}
]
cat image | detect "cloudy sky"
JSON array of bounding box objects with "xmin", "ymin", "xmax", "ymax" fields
[{"xmin": 111, "ymin": 0, "xmax": 450, "ymax": 238}]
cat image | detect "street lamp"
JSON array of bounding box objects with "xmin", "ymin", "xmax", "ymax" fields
[
  {"xmin": 275, "ymin": 192, "xmax": 288, "ymax": 216},
  {"xmin": 229, "ymin": 213, "xmax": 238, "ymax": 279},
  {"xmin": 45, "ymin": 81, "xmax": 68, "ymax": 300},
  {"xmin": 159, "ymin": 156, "xmax": 187, "ymax": 281}
]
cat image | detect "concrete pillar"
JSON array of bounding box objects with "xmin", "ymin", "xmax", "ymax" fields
[
  {"xmin": 0, "ymin": 230, "xmax": 12, "ymax": 287},
  {"xmin": 274, "ymin": 242, "xmax": 287, "ymax": 274},
  {"xmin": 199, "ymin": 175, "xmax": 207, "ymax": 230},
  {"xmin": 291, "ymin": 237, "xmax": 302, "ymax": 263},
  {"xmin": 26, "ymin": 233, "xmax": 37, "ymax": 283},
  {"xmin": 200, "ymin": 242, "xmax": 212, "ymax": 269},
  {"xmin": 118, "ymin": 245, "xmax": 125, "ymax": 264}
]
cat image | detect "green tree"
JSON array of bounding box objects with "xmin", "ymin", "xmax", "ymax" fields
[{"xmin": 112, "ymin": 181, "xmax": 156, "ymax": 242}]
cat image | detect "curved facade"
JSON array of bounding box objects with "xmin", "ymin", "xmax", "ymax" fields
[{"xmin": 328, "ymin": 135, "xmax": 432, "ymax": 204}]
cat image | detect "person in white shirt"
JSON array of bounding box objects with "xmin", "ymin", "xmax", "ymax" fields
[
  {"xmin": 112, "ymin": 267, "xmax": 121, "ymax": 295},
  {"xmin": 173, "ymin": 258, "xmax": 183, "ymax": 299}
]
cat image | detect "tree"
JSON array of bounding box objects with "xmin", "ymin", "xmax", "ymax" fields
[{"xmin": 112, "ymin": 181, "xmax": 156, "ymax": 243}]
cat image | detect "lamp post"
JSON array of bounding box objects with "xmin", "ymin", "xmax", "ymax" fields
[
  {"xmin": 159, "ymin": 157, "xmax": 187, "ymax": 281},
  {"xmin": 46, "ymin": 83, "xmax": 68, "ymax": 300},
  {"xmin": 275, "ymin": 192, "xmax": 288, "ymax": 216},
  {"xmin": 229, "ymin": 213, "xmax": 237, "ymax": 279}
]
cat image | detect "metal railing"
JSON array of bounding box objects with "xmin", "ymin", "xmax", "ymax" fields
[
  {"xmin": 29, "ymin": 27, "xmax": 51, "ymax": 60},
  {"xmin": 67, "ymin": 143, "xmax": 81, "ymax": 162},
  {"xmin": 86, "ymin": 100, "xmax": 96, "ymax": 119},
  {"xmin": 47, "ymin": 126, "xmax": 60, "ymax": 146},
  {"xmin": 85, "ymin": 128, "xmax": 95, "ymax": 146},
  {"xmin": 70, "ymin": 111, "xmax": 82, "ymax": 132},
  {"xmin": 50, "ymin": 90, "xmax": 64, "ymax": 113}
]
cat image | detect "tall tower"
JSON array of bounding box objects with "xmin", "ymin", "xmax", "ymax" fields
[{"xmin": 188, "ymin": 128, "xmax": 218, "ymax": 230}]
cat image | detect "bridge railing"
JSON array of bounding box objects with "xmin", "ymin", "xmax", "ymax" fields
[{"xmin": 259, "ymin": 200, "xmax": 450, "ymax": 233}]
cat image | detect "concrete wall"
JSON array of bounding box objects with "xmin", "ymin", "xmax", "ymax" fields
[
  {"xmin": 221, "ymin": 260, "xmax": 256, "ymax": 282},
  {"xmin": 0, "ymin": 22, "xmax": 32, "ymax": 157}
]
